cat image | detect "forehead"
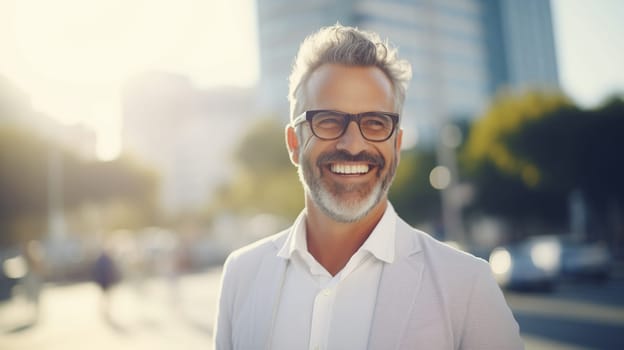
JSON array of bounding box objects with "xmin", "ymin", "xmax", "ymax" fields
[{"xmin": 302, "ymin": 64, "xmax": 395, "ymax": 113}]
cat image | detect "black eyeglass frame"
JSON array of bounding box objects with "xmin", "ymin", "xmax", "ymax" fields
[{"xmin": 291, "ymin": 109, "xmax": 400, "ymax": 142}]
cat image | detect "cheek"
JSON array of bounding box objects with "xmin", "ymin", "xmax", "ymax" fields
[
  {"xmin": 383, "ymin": 143, "xmax": 398, "ymax": 162},
  {"xmin": 301, "ymin": 136, "xmax": 332, "ymax": 164},
  {"xmin": 298, "ymin": 129, "xmax": 317, "ymax": 153},
  {"xmin": 300, "ymin": 145, "xmax": 321, "ymax": 175}
]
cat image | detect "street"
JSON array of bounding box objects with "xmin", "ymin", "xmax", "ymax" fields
[
  {"xmin": 1, "ymin": 267, "xmax": 623, "ymax": 349},
  {"xmin": 508, "ymin": 279, "xmax": 624, "ymax": 349}
]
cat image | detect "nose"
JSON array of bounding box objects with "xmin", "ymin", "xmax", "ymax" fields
[{"xmin": 335, "ymin": 120, "xmax": 368, "ymax": 154}]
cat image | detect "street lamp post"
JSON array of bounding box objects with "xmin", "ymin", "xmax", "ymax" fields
[
  {"xmin": 47, "ymin": 146, "xmax": 65, "ymax": 240},
  {"xmin": 436, "ymin": 123, "xmax": 466, "ymax": 245}
]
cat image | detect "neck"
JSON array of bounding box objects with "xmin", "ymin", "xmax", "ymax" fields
[{"xmin": 304, "ymin": 197, "xmax": 387, "ymax": 276}]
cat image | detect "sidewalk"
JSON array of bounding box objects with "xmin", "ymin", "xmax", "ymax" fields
[{"xmin": 0, "ymin": 268, "xmax": 221, "ymax": 350}]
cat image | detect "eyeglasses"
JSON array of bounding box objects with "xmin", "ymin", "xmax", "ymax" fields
[{"xmin": 291, "ymin": 110, "xmax": 399, "ymax": 142}]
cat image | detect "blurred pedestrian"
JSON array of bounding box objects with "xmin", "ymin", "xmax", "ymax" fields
[
  {"xmin": 92, "ymin": 247, "xmax": 120, "ymax": 320},
  {"xmin": 213, "ymin": 24, "xmax": 524, "ymax": 349}
]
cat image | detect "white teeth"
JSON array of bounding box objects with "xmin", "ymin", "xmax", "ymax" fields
[{"xmin": 330, "ymin": 163, "xmax": 370, "ymax": 174}]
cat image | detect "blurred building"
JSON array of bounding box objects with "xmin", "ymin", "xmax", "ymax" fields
[
  {"xmin": 121, "ymin": 71, "xmax": 257, "ymax": 214},
  {"xmin": 256, "ymin": 0, "xmax": 559, "ymax": 145},
  {"xmin": 483, "ymin": 0, "xmax": 559, "ymax": 93}
]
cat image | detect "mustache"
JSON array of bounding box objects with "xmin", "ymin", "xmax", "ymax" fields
[{"xmin": 316, "ymin": 150, "xmax": 385, "ymax": 168}]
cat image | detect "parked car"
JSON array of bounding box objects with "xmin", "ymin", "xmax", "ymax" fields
[
  {"xmin": 489, "ymin": 235, "xmax": 613, "ymax": 291},
  {"xmin": 489, "ymin": 236, "xmax": 561, "ymax": 291},
  {"xmin": 560, "ymin": 239, "xmax": 611, "ymax": 281},
  {"xmin": 1, "ymin": 251, "xmax": 21, "ymax": 301}
]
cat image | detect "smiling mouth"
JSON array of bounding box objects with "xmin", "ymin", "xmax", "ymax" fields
[{"xmin": 329, "ymin": 163, "xmax": 371, "ymax": 175}]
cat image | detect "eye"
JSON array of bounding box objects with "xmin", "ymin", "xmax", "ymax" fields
[
  {"xmin": 361, "ymin": 114, "xmax": 391, "ymax": 131},
  {"xmin": 313, "ymin": 112, "xmax": 345, "ymax": 130}
]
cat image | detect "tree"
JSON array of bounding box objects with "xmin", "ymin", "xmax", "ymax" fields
[
  {"xmin": 461, "ymin": 90, "xmax": 576, "ymax": 233},
  {"xmin": 513, "ymin": 95, "xmax": 624, "ymax": 239},
  {"xmin": 0, "ymin": 124, "xmax": 160, "ymax": 245},
  {"xmin": 65, "ymin": 156, "xmax": 159, "ymax": 209},
  {"xmin": 463, "ymin": 90, "xmax": 624, "ymax": 241},
  {"xmin": 0, "ymin": 76, "xmax": 160, "ymax": 246},
  {"xmin": 211, "ymin": 118, "xmax": 303, "ymax": 219},
  {"xmin": 389, "ymin": 147, "xmax": 441, "ymax": 226},
  {"xmin": 0, "ymin": 125, "xmax": 50, "ymax": 244},
  {"xmin": 65, "ymin": 155, "xmax": 161, "ymax": 230}
]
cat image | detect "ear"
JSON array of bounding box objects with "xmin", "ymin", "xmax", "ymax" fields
[{"xmin": 285, "ymin": 125, "xmax": 300, "ymax": 166}]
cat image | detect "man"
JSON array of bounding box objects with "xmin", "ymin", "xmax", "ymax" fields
[{"xmin": 213, "ymin": 24, "xmax": 523, "ymax": 350}]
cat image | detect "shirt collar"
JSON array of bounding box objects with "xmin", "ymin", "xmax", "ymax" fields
[
  {"xmin": 360, "ymin": 202, "xmax": 396, "ymax": 263},
  {"xmin": 276, "ymin": 202, "xmax": 397, "ymax": 264},
  {"xmin": 276, "ymin": 209, "xmax": 307, "ymax": 259}
]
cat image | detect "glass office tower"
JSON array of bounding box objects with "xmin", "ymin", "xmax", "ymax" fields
[{"xmin": 256, "ymin": 0, "xmax": 559, "ymax": 146}]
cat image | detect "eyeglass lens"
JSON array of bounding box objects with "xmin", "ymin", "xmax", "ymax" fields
[{"xmin": 310, "ymin": 111, "xmax": 394, "ymax": 141}]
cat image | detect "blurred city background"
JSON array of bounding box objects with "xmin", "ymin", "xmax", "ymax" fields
[{"xmin": 1, "ymin": 0, "xmax": 623, "ymax": 349}]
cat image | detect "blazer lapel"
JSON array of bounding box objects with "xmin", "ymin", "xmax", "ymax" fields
[{"xmin": 368, "ymin": 220, "xmax": 424, "ymax": 350}]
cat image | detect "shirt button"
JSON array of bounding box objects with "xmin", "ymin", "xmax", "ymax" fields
[{"xmin": 323, "ymin": 289, "xmax": 331, "ymax": 296}]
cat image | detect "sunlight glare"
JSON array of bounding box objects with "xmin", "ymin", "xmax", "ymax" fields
[
  {"xmin": 4, "ymin": 0, "xmax": 259, "ymax": 161},
  {"xmin": 430, "ymin": 166, "xmax": 451, "ymax": 190}
]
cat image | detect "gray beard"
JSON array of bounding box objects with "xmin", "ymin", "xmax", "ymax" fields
[{"xmin": 298, "ymin": 152, "xmax": 397, "ymax": 223}]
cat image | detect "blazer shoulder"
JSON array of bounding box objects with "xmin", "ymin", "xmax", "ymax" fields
[
  {"xmin": 394, "ymin": 220, "xmax": 522, "ymax": 348},
  {"xmin": 399, "ymin": 219, "xmax": 490, "ymax": 277},
  {"xmin": 224, "ymin": 228, "xmax": 289, "ymax": 270}
]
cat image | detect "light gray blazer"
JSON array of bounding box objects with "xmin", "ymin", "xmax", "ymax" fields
[{"xmin": 213, "ymin": 216, "xmax": 524, "ymax": 350}]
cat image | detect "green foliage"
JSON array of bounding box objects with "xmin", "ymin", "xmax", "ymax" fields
[
  {"xmin": 0, "ymin": 75, "xmax": 160, "ymax": 245},
  {"xmin": 0, "ymin": 125, "xmax": 50, "ymax": 244},
  {"xmin": 463, "ymin": 157, "xmax": 568, "ymax": 227},
  {"xmin": 389, "ymin": 147, "xmax": 441, "ymax": 225},
  {"xmin": 462, "ymin": 90, "xmax": 624, "ymax": 233},
  {"xmin": 0, "ymin": 123, "xmax": 160, "ymax": 245},
  {"xmin": 212, "ymin": 118, "xmax": 303, "ymax": 219},
  {"xmin": 233, "ymin": 118, "xmax": 292, "ymax": 175},
  {"xmin": 64, "ymin": 156, "xmax": 159, "ymax": 209},
  {"xmin": 464, "ymin": 90, "xmax": 574, "ymax": 188},
  {"xmin": 462, "ymin": 90, "xmax": 576, "ymax": 226},
  {"xmin": 514, "ymin": 96, "xmax": 624, "ymax": 211},
  {"xmin": 0, "ymin": 125, "xmax": 49, "ymax": 219}
]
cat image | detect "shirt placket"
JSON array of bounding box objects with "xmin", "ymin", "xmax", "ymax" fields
[{"xmin": 308, "ymin": 276, "xmax": 339, "ymax": 350}]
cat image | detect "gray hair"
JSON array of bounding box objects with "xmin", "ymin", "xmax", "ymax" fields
[{"xmin": 288, "ymin": 24, "xmax": 412, "ymax": 120}]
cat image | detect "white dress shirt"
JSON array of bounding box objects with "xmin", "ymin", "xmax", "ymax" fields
[{"xmin": 271, "ymin": 205, "xmax": 397, "ymax": 350}]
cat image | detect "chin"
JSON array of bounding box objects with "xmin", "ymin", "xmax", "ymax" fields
[{"xmin": 313, "ymin": 183, "xmax": 384, "ymax": 223}]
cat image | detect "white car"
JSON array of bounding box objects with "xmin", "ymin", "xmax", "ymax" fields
[
  {"xmin": 489, "ymin": 235, "xmax": 612, "ymax": 291},
  {"xmin": 489, "ymin": 236, "xmax": 562, "ymax": 291}
]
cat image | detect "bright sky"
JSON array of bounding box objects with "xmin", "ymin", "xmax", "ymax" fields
[
  {"xmin": 0, "ymin": 0, "xmax": 622, "ymax": 160},
  {"xmin": 0, "ymin": 0, "xmax": 258, "ymax": 160},
  {"xmin": 551, "ymin": 0, "xmax": 624, "ymax": 107}
]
